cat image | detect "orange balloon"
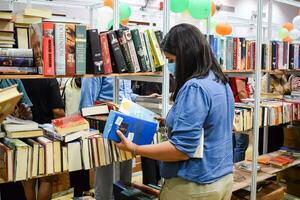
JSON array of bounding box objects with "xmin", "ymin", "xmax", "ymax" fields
[
  {"xmin": 121, "ymin": 19, "xmax": 129, "ymax": 26},
  {"xmin": 211, "ymin": 2, "xmax": 216, "ymax": 16},
  {"xmin": 283, "ymin": 22, "xmax": 293, "ymax": 32},
  {"xmin": 283, "ymin": 36, "xmax": 292, "ymax": 43},
  {"xmin": 104, "ymin": 0, "xmax": 113, "ymax": 8},
  {"xmin": 215, "ymin": 23, "xmax": 232, "ymax": 36}
]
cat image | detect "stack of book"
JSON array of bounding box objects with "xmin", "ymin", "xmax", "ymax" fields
[
  {"xmin": 0, "ymin": 6, "xmax": 14, "ymax": 48},
  {"xmin": 0, "ymin": 48, "xmax": 37, "ymax": 74},
  {"xmin": 234, "ymin": 103, "xmax": 253, "ymax": 132}
]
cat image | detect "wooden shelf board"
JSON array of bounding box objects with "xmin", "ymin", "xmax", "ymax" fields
[{"xmin": 0, "ymin": 72, "xmax": 162, "ymax": 79}]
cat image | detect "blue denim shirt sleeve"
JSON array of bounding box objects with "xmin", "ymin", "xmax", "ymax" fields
[
  {"xmin": 80, "ymin": 78, "xmax": 102, "ymax": 109},
  {"xmin": 169, "ymin": 83, "xmax": 210, "ymax": 158}
]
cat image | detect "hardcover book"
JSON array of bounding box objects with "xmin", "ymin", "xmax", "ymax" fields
[
  {"xmin": 0, "ymin": 142, "xmax": 13, "ymax": 181},
  {"xmin": 107, "ymin": 31, "xmax": 127, "ymax": 73},
  {"xmin": 140, "ymin": 32, "xmax": 151, "ymax": 71},
  {"xmin": 226, "ymin": 37, "xmax": 233, "ymax": 70},
  {"xmin": 0, "ymin": 56, "xmax": 34, "ymax": 67},
  {"xmin": 115, "ymin": 29, "xmax": 134, "ymax": 72},
  {"xmin": 124, "ymin": 30, "xmax": 140, "ymax": 72},
  {"xmin": 103, "ymin": 111, "xmax": 158, "ymax": 145},
  {"xmin": 86, "ymin": 29, "xmax": 103, "ymax": 74},
  {"xmin": 54, "ymin": 23, "xmax": 66, "ymax": 75},
  {"xmin": 0, "ymin": 48, "xmax": 33, "ymax": 57},
  {"xmin": 75, "ymin": 24, "xmax": 86, "ymax": 75},
  {"xmin": 145, "ymin": 29, "xmax": 165, "ymax": 70},
  {"xmin": 65, "ymin": 24, "xmax": 76, "ymax": 76},
  {"xmin": 42, "ymin": 22, "xmax": 55, "ymax": 76},
  {"xmin": 143, "ymin": 32, "xmax": 155, "ymax": 72},
  {"xmin": 99, "ymin": 32, "xmax": 113, "ymax": 74},
  {"xmin": 131, "ymin": 29, "xmax": 147, "ymax": 72},
  {"xmin": 29, "ymin": 24, "xmax": 44, "ymax": 74}
]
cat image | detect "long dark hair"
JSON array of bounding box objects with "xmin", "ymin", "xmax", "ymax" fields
[{"xmin": 161, "ymin": 23, "xmax": 228, "ymax": 101}]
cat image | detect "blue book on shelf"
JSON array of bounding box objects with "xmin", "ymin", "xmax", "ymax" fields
[
  {"xmin": 213, "ymin": 37, "xmax": 218, "ymax": 58},
  {"xmin": 103, "ymin": 111, "xmax": 158, "ymax": 145},
  {"xmin": 226, "ymin": 37, "xmax": 233, "ymax": 70}
]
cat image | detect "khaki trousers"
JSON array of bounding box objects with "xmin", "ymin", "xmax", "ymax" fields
[{"xmin": 159, "ymin": 174, "xmax": 233, "ymax": 200}]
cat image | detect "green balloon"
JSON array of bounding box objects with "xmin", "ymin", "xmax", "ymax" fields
[
  {"xmin": 278, "ymin": 28, "xmax": 289, "ymax": 39},
  {"xmin": 188, "ymin": 0, "xmax": 211, "ymax": 20},
  {"xmin": 120, "ymin": 3, "xmax": 132, "ymax": 20},
  {"xmin": 107, "ymin": 20, "xmax": 113, "ymax": 30},
  {"xmin": 171, "ymin": 0, "xmax": 189, "ymax": 13}
]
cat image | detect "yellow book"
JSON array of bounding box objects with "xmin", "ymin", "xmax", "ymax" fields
[
  {"xmin": 23, "ymin": 8, "xmax": 52, "ymax": 18},
  {"xmin": 146, "ymin": 30, "xmax": 165, "ymax": 69}
]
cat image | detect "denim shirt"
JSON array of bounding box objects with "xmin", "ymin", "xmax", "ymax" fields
[
  {"xmin": 80, "ymin": 77, "xmax": 138, "ymax": 109},
  {"xmin": 161, "ymin": 72, "xmax": 234, "ymax": 184}
]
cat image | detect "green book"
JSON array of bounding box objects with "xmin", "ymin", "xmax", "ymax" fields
[
  {"xmin": 131, "ymin": 29, "xmax": 147, "ymax": 72},
  {"xmin": 75, "ymin": 24, "xmax": 87, "ymax": 75}
]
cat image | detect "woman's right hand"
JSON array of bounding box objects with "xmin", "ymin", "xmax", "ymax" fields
[{"xmin": 155, "ymin": 116, "xmax": 166, "ymax": 126}]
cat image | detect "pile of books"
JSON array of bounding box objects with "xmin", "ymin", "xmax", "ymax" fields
[
  {"xmin": 0, "ymin": 7, "xmax": 14, "ymax": 48},
  {"xmin": 0, "ymin": 48, "xmax": 37, "ymax": 74},
  {"xmin": 209, "ymin": 35, "xmax": 300, "ymax": 71},
  {"xmin": 234, "ymin": 103, "xmax": 253, "ymax": 132}
]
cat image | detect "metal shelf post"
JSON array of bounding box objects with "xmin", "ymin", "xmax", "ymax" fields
[{"xmin": 113, "ymin": 0, "xmax": 120, "ymax": 104}]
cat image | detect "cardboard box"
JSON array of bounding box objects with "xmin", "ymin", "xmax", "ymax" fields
[
  {"xmin": 232, "ymin": 182, "xmax": 284, "ymax": 200},
  {"xmin": 283, "ymin": 126, "xmax": 300, "ymax": 150}
]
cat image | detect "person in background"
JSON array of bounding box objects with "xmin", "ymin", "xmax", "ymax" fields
[
  {"xmin": 0, "ymin": 79, "xmax": 33, "ymax": 200},
  {"xmin": 229, "ymin": 77, "xmax": 251, "ymax": 163},
  {"xmin": 21, "ymin": 79, "xmax": 65, "ymax": 200},
  {"xmin": 115, "ymin": 24, "xmax": 234, "ymax": 200},
  {"xmin": 80, "ymin": 77, "xmax": 137, "ymax": 200}
]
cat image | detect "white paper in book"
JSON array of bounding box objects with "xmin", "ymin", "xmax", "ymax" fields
[{"xmin": 119, "ymin": 98, "xmax": 158, "ymax": 123}]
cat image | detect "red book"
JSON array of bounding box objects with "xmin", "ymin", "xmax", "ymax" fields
[
  {"xmin": 0, "ymin": 142, "xmax": 13, "ymax": 181},
  {"xmin": 65, "ymin": 24, "xmax": 76, "ymax": 76},
  {"xmin": 99, "ymin": 32, "xmax": 113, "ymax": 74},
  {"xmin": 233, "ymin": 38, "xmax": 238, "ymax": 70},
  {"xmin": 42, "ymin": 22, "xmax": 55, "ymax": 76},
  {"xmin": 52, "ymin": 114, "xmax": 89, "ymax": 136}
]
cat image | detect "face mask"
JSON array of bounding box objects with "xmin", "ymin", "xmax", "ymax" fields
[{"xmin": 167, "ymin": 63, "xmax": 176, "ymax": 75}]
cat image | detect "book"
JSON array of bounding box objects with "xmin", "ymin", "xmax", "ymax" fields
[
  {"xmin": 90, "ymin": 135, "xmax": 99, "ymax": 167},
  {"xmin": 75, "ymin": 24, "xmax": 86, "ymax": 75},
  {"xmin": 235, "ymin": 162, "xmax": 261, "ymax": 173},
  {"xmin": 24, "ymin": 139, "xmax": 39, "ymax": 178},
  {"xmin": 3, "ymin": 138, "xmax": 29, "ymax": 181},
  {"xmin": 143, "ymin": 32, "xmax": 155, "ymax": 72},
  {"xmin": 107, "ymin": 31, "xmax": 127, "ymax": 73},
  {"xmin": 15, "ymin": 27, "xmax": 28, "ymax": 49},
  {"xmin": 0, "ymin": 56, "xmax": 33, "ymax": 67},
  {"xmin": 68, "ymin": 141, "xmax": 82, "ymax": 172},
  {"xmin": 269, "ymin": 155, "xmax": 295, "ymax": 168},
  {"xmin": 3, "ymin": 116, "xmax": 38, "ymax": 131},
  {"xmin": 36, "ymin": 137, "xmax": 54, "ymax": 175},
  {"xmin": 5, "ymin": 129, "xmax": 43, "ymax": 139},
  {"xmin": 86, "ymin": 29, "xmax": 103, "ymax": 74},
  {"xmin": 154, "ymin": 30, "xmax": 163, "ymax": 46},
  {"xmin": 62, "ymin": 146, "xmax": 68, "ymax": 171},
  {"xmin": 15, "ymin": 15, "xmax": 42, "ymax": 25},
  {"xmin": 23, "ymin": 8, "xmax": 52, "ymax": 18},
  {"xmin": 0, "ymin": 66, "xmax": 38, "ymax": 74},
  {"xmin": 0, "ymin": 21, "xmax": 13, "ymax": 32},
  {"xmin": 52, "ymin": 114, "xmax": 90, "ymax": 136},
  {"xmin": 0, "ymin": 48, "xmax": 33, "ymax": 57},
  {"xmin": 81, "ymin": 104, "xmax": 109, "ymax": 117},
  {"xmin": 145, "ymin": 30, "xmax": 165, "ymax": 70},
  {"xmin": 81, "ymin": 138, "xmax": 91, "ymax": 170},
  {"xmin": 38, "ymin": 143, "xmax": 45, "ymax": 175},
  {"xmin": 42, "ymin": 22, "xmax": 55, "ymax": 76},
  {"xmin": 0, "ymin": 32, "xmax": 14, "ymax": 41},
  {"xmin": 54, "ymin": 23, "xmax": 66, "ymax": 75},
  {"xmin": 0, "ymin": 85, "xmax": 22, "ymax": 124},
  {"xmin": 65, "ymin": 24, "xmax": 76, "ymax": 76},
  {"xmin": 115, "ymin": 29, "xmax": 134, "ymax": 72},
  {"xmin": 45, "ymin": 137, "xmax": 61, "ymax": 173},
  {"xmin": 103, "ymin": 111, "xmax": 158, "ymax": 145},
  {"xmin": 99, "ymin": 32, "xmax": 113, "ymax": 74},
  {"xmin": 0, "ymin": 142, "xmax": 13, "ymax": 181},
  {"xmin": 0, "ymin": 11, "xmax": 13, "ymax": 20},
  {"xmin": 131, "ymin": 29, "xmax": 148, "ymax": 72},
  {"xmin": 29, "ymin": 24, "xmax": 44, "ymax": 74},
  {"xmin": 140, "ymin": 32, "xmax": 151, "ymax": 72},
  {"xmin": 124, "ymin": 30, "xmax": 140, "ymax": 72}
]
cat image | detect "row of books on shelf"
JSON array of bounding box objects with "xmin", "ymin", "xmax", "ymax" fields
[
  {"xmin": 234, "ymin": 97, "xmax": 300, "ymax": 132},
  {"xmin": 0, "ymin": 20, "xmax": 165, "ymax": 75},
  {"xmin": 209, "ymin": 35, "xmax": 300, "ymax": 71}
]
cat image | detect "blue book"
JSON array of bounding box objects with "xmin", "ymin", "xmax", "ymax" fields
[
  {"xmin": 226, "ymin": 37, "xmax": 233, "ymax": 70},
  {"xmin": 103, "ymin": 111, "xmax": 158, "ymax": 145}
]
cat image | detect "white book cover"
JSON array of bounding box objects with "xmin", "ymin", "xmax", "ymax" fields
[
  {"xmin": 68, "ymin": 141, "xmax": 82, "ymax": 172},
  {"xmin": 55, "ymin": 23, "xmax": 66, "ymax": 75},
  {"xmin": 124, "ymin": 30, "xmax": 141, "ymax": 72}
]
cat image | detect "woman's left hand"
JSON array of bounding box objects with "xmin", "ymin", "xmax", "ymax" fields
[{"xmin": 115, "ymin": 130, "xmax": 137, "ymax": 153}]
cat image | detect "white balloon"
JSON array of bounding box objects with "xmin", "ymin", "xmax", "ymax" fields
[
  {"xmin": 292, "ymin": 15, "xmax": 300, "ymax": 30},
  {"xmin": 93, "ymin": 6, "xmax": 113, "ymax": 32},
  {"xmin": 174, "ymin": 11, "xmax": 201, "ymax": 27},
  {"xmin": 289, "ymin": 29, "xmax": 300, "ymax": 40}
]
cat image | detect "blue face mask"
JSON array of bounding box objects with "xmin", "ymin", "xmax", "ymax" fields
[{"xmin": 167, "ymin": 63, "xmax": 176, "ymax": 75}]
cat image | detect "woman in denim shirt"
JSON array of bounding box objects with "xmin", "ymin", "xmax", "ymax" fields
[{"xmin": 116, "ymin": 24, "xmax": 235, "ymax": 200}]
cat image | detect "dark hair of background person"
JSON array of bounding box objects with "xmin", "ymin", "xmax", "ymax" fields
[{"xmin": 161, "ymin": 23, "xmax": 228, "ymax": 101}]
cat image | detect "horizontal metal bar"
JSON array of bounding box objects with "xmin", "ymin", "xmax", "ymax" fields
[
  {"xmin": 117, "ymin": 75, "xmax": 163, "ymax": 83},
  {"xmin": 274, "ymin": 0, "xmax": 300, "ymax": 7}
]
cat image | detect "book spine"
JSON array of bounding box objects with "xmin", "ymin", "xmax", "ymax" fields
[
  {"xmin": 65, "ymin": 24, "xmax": 76, "ymax": 76},
  {"xmin": 0, "ymin": 66, "xmax": 38, "ymax": 74},
  {"xmin": 75, "ymin": 25, "xmax": 87, "ymax": 75},
  {"xmin": 295, "ymin": 44, "xmax": 299, "ymax": 69},
  {"xmin": 240, "ymin": 38, "xmax": 246, "ymax": 70},
  {"xmin": 107, "ymin": 31, "xmax": 127, "ymax": 73},
  {"xmin": 42, "ymin": 22, "xmax": 55, "ymax": 76},
  {"xmin": 131, "ymin": 29, "xmax": 147, "ymax": 72},
  {"xmin": 99, "ymin": 33, "xmax": 113, "ymax": 74},
  {"xmin": 233, "ymin": 38, "xmax": 237, "ymax": 70},
  {"xmin": 0, "ymin": 56, "xmax": 34, "ymax": 67},
  {"xmin": 146, "ymin": 30, "xmax": 165, "ymax": 70},
  {"xmin": 0, "ymin": 49, "xmax": 33, "ymax": 57},
  {"xmin": 29, "ymin": 24, "xmax": 43, "ymax": 74},
  {"xmin": 289, "ymin": 44, "xmax": 294, "ymax": 69},
  {"xmin": 86, "ymin": 29, "xmax": 103, "ymax": 74},
  {"xmin": 140, "ymin": 32, "xmax": 151, "ymax": 71},
  {"xmin": 124, "ymin": 30, "xmax": 140, "ymax": 72},
  {"xmin": 54, "ymin": 23, "xmax": 66, "ymax": 75},
  {"xmin": 143, "ymin": 32, "xmax": 155, "ymax": 72},
  {"xmin": 115, "ymin": 29, "xmax": 134, "ymax": 72}
]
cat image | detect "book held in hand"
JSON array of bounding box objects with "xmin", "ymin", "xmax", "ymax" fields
[{"xmin": 103, "ymin": 111, "xmax": 158, "ymax": 145}]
